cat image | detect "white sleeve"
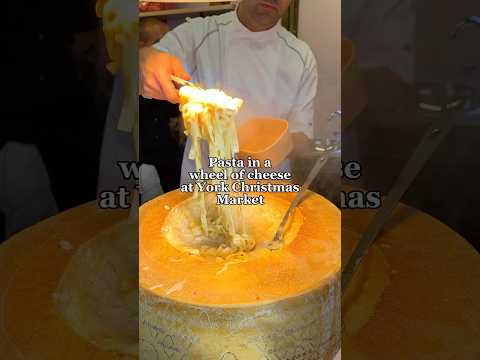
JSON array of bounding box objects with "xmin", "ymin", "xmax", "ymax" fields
[
  {"xmin": 288, "ymin": 50, "xmax": 318, "ymax": 140},
  {"xmin": 153, "ymin": 18, "xmax": 201, "ymax": 75}
]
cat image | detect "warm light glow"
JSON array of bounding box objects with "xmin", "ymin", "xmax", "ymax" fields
[{"xmin": 180, "ymin": 87, "xmax": 244, "ymax": 112}]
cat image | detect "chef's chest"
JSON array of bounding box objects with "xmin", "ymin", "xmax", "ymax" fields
[{"xmin": 193, "ymin": 41, "xmax": 303, "ymax": 118}]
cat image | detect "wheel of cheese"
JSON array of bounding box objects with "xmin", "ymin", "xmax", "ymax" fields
[
  {"xmin": 55, "ymin": 220, "xmax": 138, "ymax": 356},
  {"xmin": 0, "ymin": 202, "xmax": 136, "ymax": 359},
  {"xmin": 140, "ymin": 190, "xmax": 341, "ymax": 360},
  {"xmin": 341, "ymin": 204, "xmax": 480, "ymax": 359},
  {"xmin": 341, "ymin": 228, "xmax": 391, "ymax": 336}
]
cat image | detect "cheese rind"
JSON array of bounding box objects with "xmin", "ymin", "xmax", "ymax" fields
[{"xmin": 140, "ymin": 190, "xmax": 341, "ymax": 359}]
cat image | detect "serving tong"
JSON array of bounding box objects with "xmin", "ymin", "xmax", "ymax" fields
[
  {"xmin": 266, "ymin": 110, "xmax": 341, "ymax": 251},
  {"xmin": 267, "ymin": 144, "xmax": 337, "ymax": 250},
  {"xmin": 171, "ymin": 75, "xmax": 204, "ymax": 90}
]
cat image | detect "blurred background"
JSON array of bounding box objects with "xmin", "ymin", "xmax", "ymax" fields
[
  {"xmin": 343, "ymin": 0, "xmax": 480, "ymax": 251},
  {"xmin": 0, "ymin": 1, "xmax": 113, "ymax": 243},
  {"xmin": 342, "ymin": 2, "xmax": 479, "ymax": 359}
]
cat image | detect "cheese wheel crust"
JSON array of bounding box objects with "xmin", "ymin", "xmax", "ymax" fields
[{"xmin": 140, "ymin": 190, "xmax": 340, "ymax": 359}]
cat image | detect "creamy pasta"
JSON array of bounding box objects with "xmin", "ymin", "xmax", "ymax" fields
[{"xmin": 179, "ymin": 86, "xmax": 255, "ymax": 253}]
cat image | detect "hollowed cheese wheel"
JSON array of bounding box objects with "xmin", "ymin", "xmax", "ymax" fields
[
  {"xmin": 140, "ymin": 190, "xmax": 341, "ymax": 359},
  {"xmin": 0, "ymin": 203, "xmax": 135, "ymax": 359},
  {"xmin": 341, "ymin": 204, "xmax": 480, "ymax": 359}
]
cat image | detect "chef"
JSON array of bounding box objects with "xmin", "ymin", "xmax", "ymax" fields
[
  {"xmin": 139, "ymin": 0, "xmax": 318, "ymax": 184},
  {"xmin": 139, "ymin": 17, "xmax": 171, "ymax": 48}
]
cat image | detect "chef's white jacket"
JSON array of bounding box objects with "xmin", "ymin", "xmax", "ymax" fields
[{"xmin": 154, "ymin": 10, "xmax": 318, "ymax": 184}]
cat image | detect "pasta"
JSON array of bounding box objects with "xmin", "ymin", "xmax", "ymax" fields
[{"xmin": 179, "ymin": 86, "xmax": 255, "ymax": 254}]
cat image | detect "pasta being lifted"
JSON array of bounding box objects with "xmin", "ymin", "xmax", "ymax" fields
[{"xmin": 177, "ymin": 86, "xmax": 255, "ymax": 255}]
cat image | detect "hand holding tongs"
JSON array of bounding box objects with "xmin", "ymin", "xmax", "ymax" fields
[{"xmin": 171, "ymin": 75, "xmax": 203, "ymax": 90}]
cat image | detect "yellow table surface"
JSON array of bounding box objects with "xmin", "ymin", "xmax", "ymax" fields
[
  {"xmin": 0, "ymin": 201, "xmax": 134, "ymax": 360},
  {"xmin": 342, "ymin": 203, "xmax": 480, "ymax": 359}
]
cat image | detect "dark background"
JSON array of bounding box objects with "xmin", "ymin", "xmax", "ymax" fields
[
  {"xmin": 139, "ymin": 98, "xmax": 183, "ymax": 192},
  {"xmin": 0, "ymin": 1, "xmax": 112, "ymax": 243},
  {"xmin": 343, "ymin": 1, "xmax": 480, "ymax": 252}
]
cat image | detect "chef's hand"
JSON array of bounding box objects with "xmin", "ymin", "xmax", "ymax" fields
[{"xmin": 139, "ymin": 47, "xmax": 190, "ymax": 103}]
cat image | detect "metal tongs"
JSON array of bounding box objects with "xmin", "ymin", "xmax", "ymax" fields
[
  {"xmin": 342, "ymin": 116, "xmax": 453, "ymax": 291},
  {"xmin": 171, "ymin": 75, "xmax": 204, "ymax": 90}
]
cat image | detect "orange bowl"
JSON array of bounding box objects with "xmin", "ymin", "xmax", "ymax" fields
[{"xmin": 237, "ymin": 117, "xmax": 293, "ymax": 168}]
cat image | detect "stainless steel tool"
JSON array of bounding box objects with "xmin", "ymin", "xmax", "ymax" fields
[
  {"xmin": 267, "ymin": 110, "xmax": 341, "ymax": 250},
  {"xmin": 342, "ymin": 116, "xmax": 453, "ymax": 291},
  {"xmin": 171, "ymin": 75, "xmax": 203, "ymax": 89},
  {"xmin": 267, "ymin": 146, "xmax": 335, "ymax": 250}
]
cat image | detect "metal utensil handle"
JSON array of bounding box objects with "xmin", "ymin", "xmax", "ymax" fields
[
  {"xmin": 171, "ymin": 75, "xmax": 201, "ymax": 89},
  {"xmin": 342, "ymin": 117, "xmax": 453, "ymax": 292},
  {"xmin": 273, "ymin": 153, "xmax": 330, "ymax": 243}
]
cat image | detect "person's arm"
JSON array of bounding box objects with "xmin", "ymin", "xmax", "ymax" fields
[
  {"xmin": 139, "ymin": 48, "xmax": 190, "ymax": 103},
  {"xmin": 140, "ymin": 18, "xmax": 201, "ymax": 103},
  {"xmin": 289, "ymin": 49, "xmax": 318, "ymax": 156},
  {"xmin": 153, "ymin": 18, "xmax": 200, "ymax": 75}
]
